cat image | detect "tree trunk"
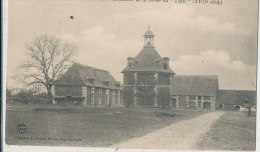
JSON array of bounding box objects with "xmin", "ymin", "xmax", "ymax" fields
[{"xmin": 47, "ymin": 87, "xmax": 52, "ymax": 103}]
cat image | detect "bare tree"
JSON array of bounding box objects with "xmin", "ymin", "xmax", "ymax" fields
[{"xmin": 20, "ymin": 35, "xmax": 76, "ymax": 102}]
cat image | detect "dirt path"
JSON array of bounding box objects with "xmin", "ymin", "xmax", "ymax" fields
[{"xmin": 112, "ymin": 111, "xmax": 224, "ymax": 150}]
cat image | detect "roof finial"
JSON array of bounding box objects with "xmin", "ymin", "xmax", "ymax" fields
[{"xmin": 148, "ymin": 24, "xmax": 150, "ymax": 30}]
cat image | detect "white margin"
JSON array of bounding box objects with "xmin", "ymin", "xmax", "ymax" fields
[
  {"xmin": 3, "ymin": 0, "xmax": 8, "ymax": 151},
  {"xmin": 2, "ymin": 0, "xmax": 259, "ymax": 152},
  {"xmin": 255, "ymin": 0, "xmax": 260, "ymax": 152}
]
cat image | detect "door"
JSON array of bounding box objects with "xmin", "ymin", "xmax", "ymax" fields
[
  {"xmin": 172, "ymin": 98, "xmax": 177, "ymax": 108},
  {"xmin": 203, "ymin": 102, "xmax": 211, "ymax": 110}
]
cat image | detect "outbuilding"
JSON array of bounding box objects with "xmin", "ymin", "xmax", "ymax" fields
[
  {"xmin": 216, "ymin": 90, "xmax": 256, "ymax": 110},
  {"xmin": 53, "ymin": 63, "xmax": 123, "ymax": 106},
  {"xmin": 172, "ymin": 75, "xmax": 218, "ymax": 110}
]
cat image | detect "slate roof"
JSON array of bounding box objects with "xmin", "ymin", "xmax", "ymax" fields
[
  {"xmin": 172, "ymin": 75, "xmax": 218, "ymax": 96},
  {"xmin": 54, "ymin": 63, "xmax": 121, "ymax": 89},
  {"xmin": 216, "ymin": 90, "xmax": 256, "ymax": 105},
  {"xmin": 122, "ymin": 45, "xmax": 174, "ymax": 73}
]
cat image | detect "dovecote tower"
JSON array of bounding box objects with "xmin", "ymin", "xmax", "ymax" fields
[{"xmin": 122, "ymin": 26, "xmax": 175, "ymax": 107}]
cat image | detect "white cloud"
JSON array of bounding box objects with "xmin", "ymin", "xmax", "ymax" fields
[
  {"xmin": 171, "ymin": 50, "xmax": 256, "ymax": 90},
  {"xmin": 57, "ymin": 26, "xmax": 142, "ymax": 83},
  {"xmin": 6, "ymin": 1, "xmax": 256, "ymax": 91},
  {"xmin": 193, "ymin": 15, "xmax": 247, "ymax": 34},
  {"xmin": 56, "ymin": 25, "xmax": 255, "ymax": 90},
  {"xmin": 114, "ymin": 4, "xmax": 247, "ymax": 35}
]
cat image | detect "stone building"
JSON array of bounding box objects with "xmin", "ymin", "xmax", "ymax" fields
[
  {"xmin": 53, "ymin": 63, "xmax": 123, "ymax": 106},
  {"xmin": 216, "ymin": 90, "xmax": 256, "ymax": 110},
  {"xmin": 172, "ymin": 75, "xmax": 219, "ymax": 110},
  {"xmin": 122, "ymin": 27, "xmax": 175, "ymax": 107}
]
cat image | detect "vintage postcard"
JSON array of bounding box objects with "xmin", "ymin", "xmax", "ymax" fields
[{"xmin": 2, "ymin": 0, "xmax": 259, "ymax": 151}]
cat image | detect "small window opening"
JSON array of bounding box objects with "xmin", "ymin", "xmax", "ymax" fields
[
  {"xmin": 128, "ymin": 63, "xmax": 132, "ymax": 69},
  {"xmin": 198, "ymin": 96, "xmax": 202, "ymax": 100},
  {"xmin": 163, "ymin": 63, "xmax": 167, "ymax": 69}
]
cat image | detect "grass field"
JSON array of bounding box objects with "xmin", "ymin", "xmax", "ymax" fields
[
  {"xmin": 197, "ymin": 111, "xmax": 256, "ymax": 151},
  {"xmin": 5, "ymin": 104, "xmax": 205, "ymax": 147}
]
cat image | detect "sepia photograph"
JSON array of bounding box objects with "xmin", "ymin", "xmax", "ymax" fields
[{"xmin": 2, "ymin": 0, "xmax": 258, "ymax": 151}]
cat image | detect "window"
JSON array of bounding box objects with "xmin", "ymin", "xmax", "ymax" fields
[
  {"xmin": 112, "ymin": 91, "xmax": 115, "ymax": 104},
  {"xmin": 98, "ymin": 88, "xmax": 102, "ymax": 105},
  {"xmin": 163, "ymin": 63, "xmax": 167, "ymax": 69},
  {"xmin": 128, "ymin": 63, "xmax": 132, "ymax": 69},
  {"xmin": 118, "ymin": 90, "xmax": 121, "ymax": 105},
  {"xmin": 91, "ymin": 87, "xmax": 95, "ymax": 104},
  {"xmin": 105, "ymin": 90, "xmax": 110, "ymax": 106},
  {"xmin": 91, "ymin": 92, "xmax": 94, "ymax": 103},
  {"xmin": 198, "ymin": 96, "xmax": 202, "ymax": 100}
]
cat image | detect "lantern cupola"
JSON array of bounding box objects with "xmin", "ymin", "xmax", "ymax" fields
[{"xmin": 144, "ymin": 25, "xmax": 155, "ymax": 46}]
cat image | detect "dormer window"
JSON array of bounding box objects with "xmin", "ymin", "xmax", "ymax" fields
[
  {"xmin": 88, "ymin": 78, "xmax": 96, "ymax": 84},
  {"xmin": 115, "ymin": 81, "xmax": 120, "ymax": 88},
  {"xmin": 161, "ymin": 57, "xmax": 169, "ymax": 70},
  {"xmin": 127, "ymin": 57, "xmax": 135, "ymax": 69},
  {"xmin": 164, "ymin": 63, "xmax": 167, "ymax": 69},
  {"xmin": 128, "ymin": 63, "xmax": 132, "ymax": 69},
  {"xmin": 103, "ymin": 80, "xmax": 109, "ymax": 87}
]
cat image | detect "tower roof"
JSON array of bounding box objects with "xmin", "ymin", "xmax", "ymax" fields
[
  {"xmin": 134, "ymin": 46, "xmax": 162, "ymax": 71},
  {"xmin": 122, "ymin": 27, "xmax": 174, "ymax": 74},
  {"xmin": 135, "ymin": 46, "xmax": 161, "ymax": 60},
  {"xmin": 122, "ymin": 45, "xmax": 174, "ymax": 73}
]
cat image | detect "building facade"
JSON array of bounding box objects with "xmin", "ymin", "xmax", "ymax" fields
[
  {"xmin": 122, "ymin": 27, "xmax": 175, "ymax": 107},
  {"xmin": 216, "ymin": 90, "xmax": 256, "ymax": 110},
  {"xmin": 53, "ymin": 63, "xmax": 123, "ymax": 106},
  {"xmin": 172, "ymin": 75, "xmax": 219, "ymax": 110}
]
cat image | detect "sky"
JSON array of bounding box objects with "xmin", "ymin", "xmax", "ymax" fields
[{"xmin": 6, "ymin": 0, "xmax": 258, "ymax": 90}]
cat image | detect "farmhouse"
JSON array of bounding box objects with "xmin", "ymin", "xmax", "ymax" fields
[
  {"xmin": 122, "ymin": 26, "xmax": 175, "ymax": 107},
  {"xmin": 53, "ymin": 63, "xmax": 123, "ymax": 106},
  {"xmin": 172, "ymin": 75, "xmax": 218, "ymax": 110},
  {"xmin": 51, "ymin": 27, "xmax": 256, "ymax": 111},
  {"xmin": 216, "ymin": 90, "xmax": 256, "ymax": 110}
]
